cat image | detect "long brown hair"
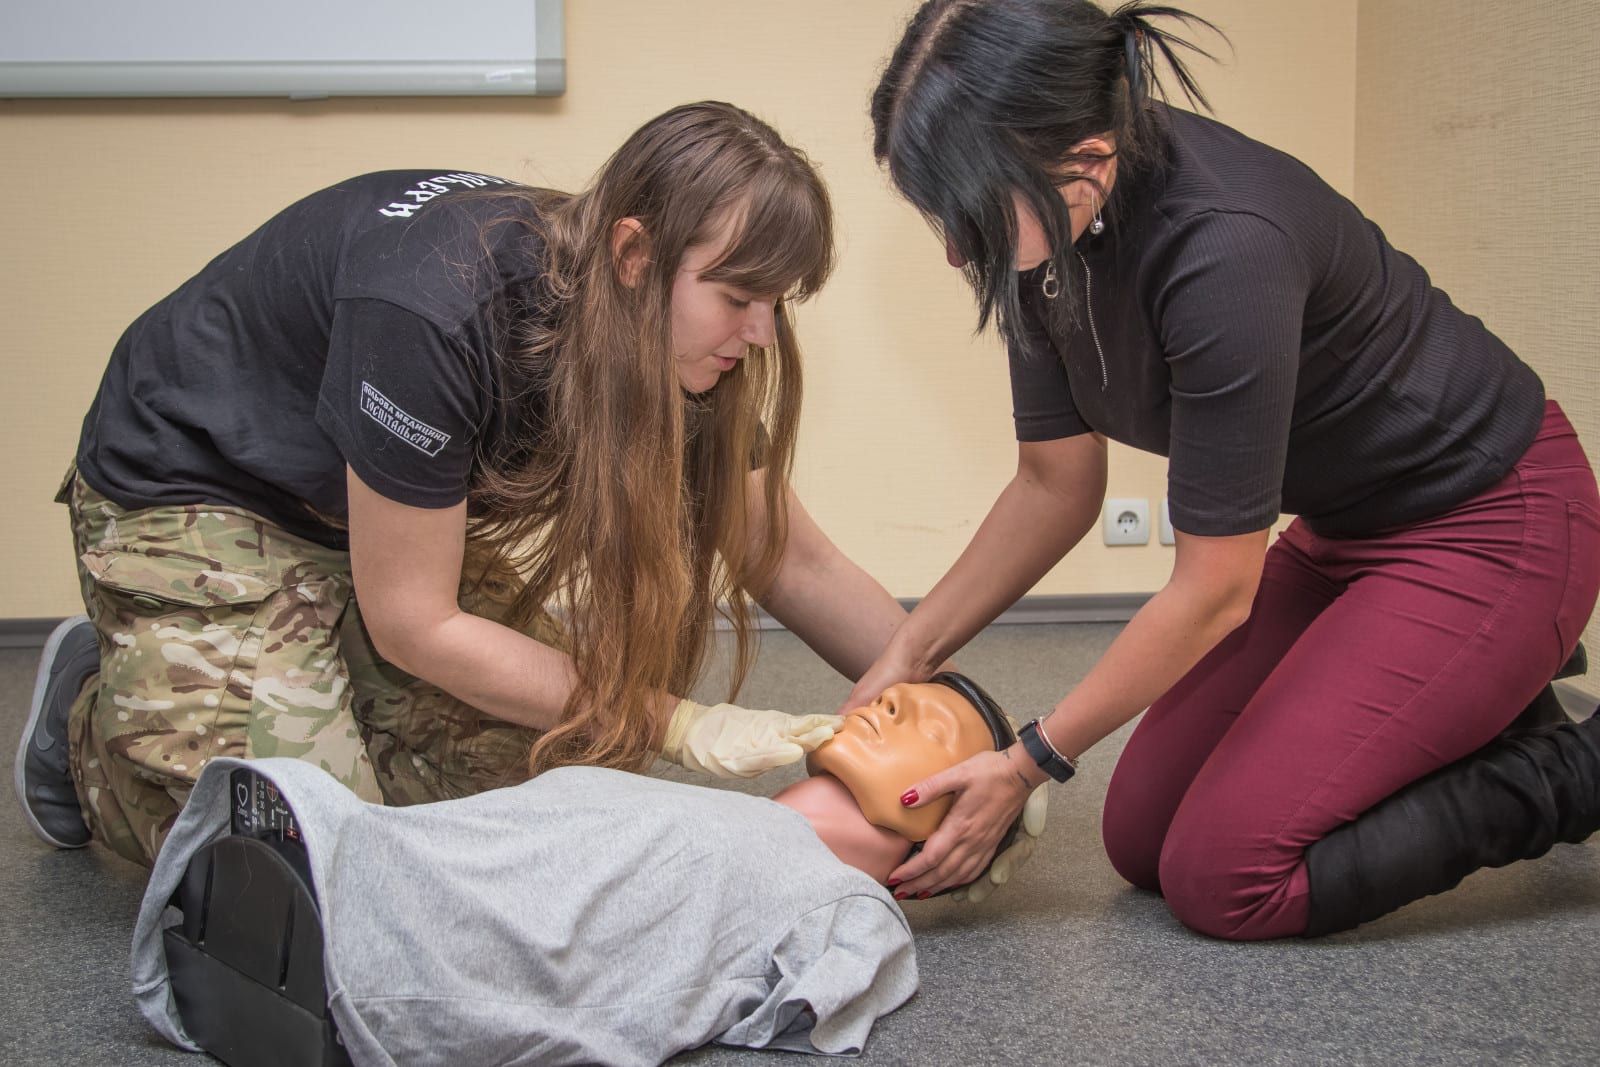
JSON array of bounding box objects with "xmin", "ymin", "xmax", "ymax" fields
[{"xmin": 471, "ymin": 101, "xmax": 835, "ymax": 776}]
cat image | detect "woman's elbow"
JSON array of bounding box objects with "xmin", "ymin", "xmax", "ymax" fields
[
  {"xmin": 363, "ymin": 618, "xmax": 418, "ymax": 674},
  {"xmin": 1173, "ymin": 571, "xmax": 1259, "ymax": 644},
  {"xmin": 1212, "ymin": 578, "xmax": 1261, "ymax": 637},
  {"xmin": 764, "ymin": 532, "xmax": 838, "ymax": 603},
  {"xmin": 1172, "ymin": 530, "xmax": 1269, "ymax": 641},
  {"xmin": 359, "ymin": 603, "xmax": 446, "ymax": 677}
]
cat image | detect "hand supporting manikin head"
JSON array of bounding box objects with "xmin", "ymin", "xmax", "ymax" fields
[{"xmin": 772, "ymin": 673, "xmax": 1021, "ymax": 886}]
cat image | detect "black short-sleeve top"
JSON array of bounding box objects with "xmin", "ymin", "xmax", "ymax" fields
[
  {"xmin": 1007, "ymin": 105, "xmax": 1544, "ymax": 538},
  {"xmin": 77, "ymin": 171, "xmax": 552, "ymax": 549}
]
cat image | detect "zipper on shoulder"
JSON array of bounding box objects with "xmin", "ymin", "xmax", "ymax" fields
[{"xmin": 1076, "ymin": 250, "xmax": 1109, "ymax": 392}]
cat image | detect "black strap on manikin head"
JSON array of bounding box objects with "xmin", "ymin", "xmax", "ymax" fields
[
  {"xmin": 930, "ymin": 671, "xmax": 1016, "ymax": 751},
  {"xmin": 902, "ymin": 672, "xmax": 1025, "ymax": 897}
]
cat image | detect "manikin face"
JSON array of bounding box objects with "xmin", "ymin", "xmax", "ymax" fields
[
  {"xmin": 806, "ymin": 682, "xmax": 995, "ymax": 841},
  {"xmin": 668, "ymin": 234, "xmax": 779, "ymax": 394}
]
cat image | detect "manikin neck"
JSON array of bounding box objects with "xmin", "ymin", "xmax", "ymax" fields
[{"xmin": 771, "ymin": 773, "xmax": 913, "ymax": 885}]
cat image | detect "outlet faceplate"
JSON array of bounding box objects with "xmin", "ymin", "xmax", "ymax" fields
[{"xmin": 1103, "ymin": 498, "xmax": 1150, "ymax": 545}]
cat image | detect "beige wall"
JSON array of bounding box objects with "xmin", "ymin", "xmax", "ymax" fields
[
  {"xmin": 1356, "ymin": 0, "xmax": 1600, "ymax": 694},
  {"xmin": 2, "ymin": 0, "xmax": 1356, "ymax": 621},
  {"xmin": 18, "ymin": 4, "xmax": 1587, "ymax": 687}
]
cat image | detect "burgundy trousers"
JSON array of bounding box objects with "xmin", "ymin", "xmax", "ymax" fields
[{"xmin": 1101, "ymin": 402, "xmax": 1600, "ymax": 940}]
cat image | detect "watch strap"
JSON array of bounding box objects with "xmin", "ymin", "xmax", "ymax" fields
[{"xmin": 1018, "ymin": 718, "xmax": 1076, "ymax": 783}]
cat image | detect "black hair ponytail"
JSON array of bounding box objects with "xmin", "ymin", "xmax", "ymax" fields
[{"xmin": 1113, "ymin": 3, "xmax": 1220, "ymax": 114}]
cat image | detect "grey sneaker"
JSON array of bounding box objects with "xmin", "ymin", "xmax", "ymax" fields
[{"xmin": 14, "ymin": 616, "xmax": 97, "ymax": 848}]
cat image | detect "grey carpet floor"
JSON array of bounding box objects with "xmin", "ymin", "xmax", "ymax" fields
[{"xmin": 4, "ymin": 624, "xmax": 1599, "ymax": 1066}]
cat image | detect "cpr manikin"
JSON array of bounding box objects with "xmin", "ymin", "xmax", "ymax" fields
[
  {"xmin": 773, "ymin": 672, "xmax": 1021, "ymax": 885},
  {"xmin": 131, "ymin": 675, "xmax": 1013, "ymax": 1066},
  {"xmin": 135, "ymin": 758, "xmax": 921, "ymax": 1067}
]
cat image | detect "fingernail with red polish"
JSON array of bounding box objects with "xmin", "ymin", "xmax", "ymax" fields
[
  {"xmin": 900, "ymin": 789, "xmax": 919, "ymax": 806},
  {"xmin": 917, "ymin": 892, "xmax": 932, "ymax": 900},
  {"xmin": 886, "ymin": 879, "xmax": 901, "ymax": 888},
  {"xmin": 893, "ymin": 892, "xmax": 907, "ymax": 901}
]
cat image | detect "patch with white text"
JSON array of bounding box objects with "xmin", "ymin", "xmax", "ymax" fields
[
  {"xmin": 360, "ymin": 381, "xmax": 451, "ymax": 456},
  {"xmin": 378, "ymin": 172, "xmax": 510, "ymax": 218}
]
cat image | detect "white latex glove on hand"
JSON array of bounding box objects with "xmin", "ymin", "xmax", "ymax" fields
[
  {"xmin": 661, "ymin": 699, "xmax": 843, "ymax": 778},
  {"xmin": 949, "ymin": 780, "xmax": 1049, "ymax": 903}
]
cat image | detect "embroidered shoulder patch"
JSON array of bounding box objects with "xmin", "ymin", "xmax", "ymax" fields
[{"xmin": 360, "ymin": 381, "xmax": 452, "ymax": 456}]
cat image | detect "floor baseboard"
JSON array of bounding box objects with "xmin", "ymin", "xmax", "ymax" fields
[
  {"xmin": 0, "ymin": 618, "xmax": 72, "ymax": 649},
  {"xmin": 741, "ymin": 592, "xmax": 1150, "ymax": 631}
]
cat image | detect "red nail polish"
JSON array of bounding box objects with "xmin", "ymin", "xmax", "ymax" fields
[
  {"xmin": 893, "ymin": 892, "xmax": 907, "ymax": 901},
  {"xmin": 900, "ymin": 789, "xmax": 919, "ymax": 806},
  {"xmin": 886, "ymin": 879, "xmax": 901, "ymax": 888},
  {"xmin": 917, "ymin": 892, "xmax": 932, "ymax": 900}
]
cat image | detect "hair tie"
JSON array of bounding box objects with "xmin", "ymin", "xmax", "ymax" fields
[{"xmin": 1123, "ymin": 25, "xmax": 1145, "ymax": 104}]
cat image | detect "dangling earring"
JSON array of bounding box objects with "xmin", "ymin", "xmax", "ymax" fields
[
  {"xmin": 1041, "ymin": 260, "xmax": 1060, "ymax": 300},
  {"xmin": 1090, "ymin": 191, "xmax": 1105, "ymax": 236}
]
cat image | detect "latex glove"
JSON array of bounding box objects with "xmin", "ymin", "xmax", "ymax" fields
[
  {"xmin": 662, "ymin": 699, "xmax": 843, "ymax": 778},
  {"xmin": 949, "ymin": 780, "xmax": 1048, "ymax": 903}
]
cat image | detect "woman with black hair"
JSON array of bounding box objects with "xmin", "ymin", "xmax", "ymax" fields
[{"xmin": 852, "ymin": 0, "xmax": 1600, "ymax": 939}]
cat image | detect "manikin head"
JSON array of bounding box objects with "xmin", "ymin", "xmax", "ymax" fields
[{"xmin": 773, "ymin": 673, "xmax": 1020, "ymax": 886}]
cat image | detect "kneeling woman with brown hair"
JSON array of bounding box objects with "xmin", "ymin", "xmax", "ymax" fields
[{"xmin": 19, "ymin": 101, "xmax": 911, "ymax": 866}]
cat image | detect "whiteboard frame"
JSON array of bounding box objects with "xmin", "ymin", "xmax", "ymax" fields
[{"xmin": 0, "ymin": 0, "xmax": 564, "ymax": 99}]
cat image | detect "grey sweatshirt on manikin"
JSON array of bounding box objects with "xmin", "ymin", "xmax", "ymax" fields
[{"xmin": 131, "ymin": 758, "xmax": 918, "ymax": 1066}]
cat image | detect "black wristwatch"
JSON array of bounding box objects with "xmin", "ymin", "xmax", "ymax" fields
[{"xmin": 1018, "ymin": 718, "xmax": 1077, "ymax": 783}]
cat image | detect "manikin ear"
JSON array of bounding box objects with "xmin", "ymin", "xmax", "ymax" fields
[{"xmin": 610, "ymin": 216, "xmax": 650, "ymax": 288}]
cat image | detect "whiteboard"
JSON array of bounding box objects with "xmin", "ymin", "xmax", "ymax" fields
[{"xmin": 0, "ymin": 0, "xmax": 565, "ymax": 98}]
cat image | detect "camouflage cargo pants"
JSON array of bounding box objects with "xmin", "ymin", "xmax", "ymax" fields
[{"xmin": 59, "ymin": 471, "xmax": 564, "ymax": 867}]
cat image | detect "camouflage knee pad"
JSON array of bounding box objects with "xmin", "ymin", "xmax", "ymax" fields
[
  {"xmin": 340, "ymin": 548, "xmax": 568, "ymax": 806},
  {"xmin": 66, "ymin": 477, "xmax": 378, "ymax": 865},
  {"xmin": 63, "ymin": 474, "xmax": 566, "ymax": 861}
]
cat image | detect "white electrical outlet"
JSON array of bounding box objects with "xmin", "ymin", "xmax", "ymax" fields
[
  {"xmin": 1102, "ymin": 498, "xmax": 1150, "ymax": 545},
  {"xmin": 1159, "ymin": 498, "xmax": 1176, "ymax": 545}
]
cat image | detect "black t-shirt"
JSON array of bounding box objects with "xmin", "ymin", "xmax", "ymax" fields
[
  {"xmin": 1008, "ymin": 105, "xmax": 1544, "ymax": 538},
  {"xmin": 77, "ymin": 171, "xmax": 551, "ymax": 548}
]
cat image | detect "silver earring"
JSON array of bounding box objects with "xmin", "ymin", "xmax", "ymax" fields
[
  {"xmin": 1090, "ymin": 192, "xmax": 1105, "ymax": 236},
  {"xmin": 1041, "ymin": 260, "xmax": 1060, "ymax": 300}
]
